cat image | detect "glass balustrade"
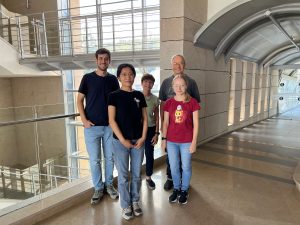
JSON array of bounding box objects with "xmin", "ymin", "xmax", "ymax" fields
[{"xmin": 0, "ymin": 105, "xmax": 91, "ymax": 216}]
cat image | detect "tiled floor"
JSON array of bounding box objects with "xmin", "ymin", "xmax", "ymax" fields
[{"xmin": 37, "ymin": 108, "xmax": 300, "ymax": 225}]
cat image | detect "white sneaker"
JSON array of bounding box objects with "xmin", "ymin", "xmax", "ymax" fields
[
  {"xmin": 105, "ymin": 184, "xmax": 119, "ymax": 199},
  {"xmin": 132, "ymin": 202, "xmax": 143, "ymax": 216},
  {"xmin": 122, "ymin": 207, "xmax": 133, "ymax": 220},
  {"xmin": 91, "ymin": 189, "xmax": 103, "ymax": 205}
]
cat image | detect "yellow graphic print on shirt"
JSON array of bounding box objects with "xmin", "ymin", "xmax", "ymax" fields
[{"xmin": 175, "ymin": 105, "xmax": 183, "ymax": 123}]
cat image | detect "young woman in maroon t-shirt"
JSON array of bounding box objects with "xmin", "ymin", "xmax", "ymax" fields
[{"xmin": 161, "ymin": 75, "xmax": 200, "ymax": 204}]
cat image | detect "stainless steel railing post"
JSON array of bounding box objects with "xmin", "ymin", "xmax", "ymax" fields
[
  {"xmin": 16, "ymin": 16, "xmax": 24, "ymax": 59},
  {"xmin": 42, "ymin": 12, "xmax": 49, "ymax": 57}
]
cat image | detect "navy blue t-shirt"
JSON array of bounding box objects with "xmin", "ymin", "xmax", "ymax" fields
[
  {"xmin": 108, "ymin": 90, "xmax": 147, "ymax": 140},
  {"xmin": 78, "ymin": 72, "xmax": 119, "ymax": 126}
]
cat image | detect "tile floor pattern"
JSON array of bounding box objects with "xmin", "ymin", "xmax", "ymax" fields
[{"xmin": 37, "ymin": 108, "xmax": 300, "ymax": 225}]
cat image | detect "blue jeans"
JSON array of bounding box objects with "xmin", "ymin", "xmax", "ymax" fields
[
  {"xmin": 84, "ymin": 126, "xmax": 114, "ymax": 191},
  {"xmin": 112, "ymin": 138, "xmax": 144, "ymax": 209},
  {"xmin": 167, "ymin": 141, "xmax": 192, "ymax": 191}
]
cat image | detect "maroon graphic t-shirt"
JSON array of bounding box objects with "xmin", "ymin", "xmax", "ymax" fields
[{"xmin": 163, "ymin": 97, "xmax": 200, "ymax": 143}]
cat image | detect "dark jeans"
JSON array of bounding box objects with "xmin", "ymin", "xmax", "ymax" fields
[
  {"xmin": 145, "ymin": 126, "xmax": 156, "ymax": 177},
  {"xmin": 166, "ymin": 149, "xmax": 182, "ymax": 180}
]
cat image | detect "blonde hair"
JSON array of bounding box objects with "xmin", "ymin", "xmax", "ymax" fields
[{"xmin": 172, "ymin": 75, "xmax": 191, "ymax": 102}]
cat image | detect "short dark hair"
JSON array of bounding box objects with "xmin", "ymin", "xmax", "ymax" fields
[
  {"xmin": 95, "ymin": 48, "xmax": 111, "ymax": 60},
  {"xmin": 117, "ymin": 63, "xmax": 136, "ymax": 77},
  {"xmin": 141, "ymin": 73, "xmax": 155, "ymax": 83}
]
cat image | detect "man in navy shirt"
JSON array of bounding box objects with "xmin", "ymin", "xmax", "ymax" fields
[{"xmin": 77, "ymin": 48, "xmax": 120, "ymax": 204}]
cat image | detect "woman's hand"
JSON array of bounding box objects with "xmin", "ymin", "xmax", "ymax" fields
[
  {"xmin": 161, "ymin": 140, "xmax": 166, "ymax": 152},
  {"xmin": 189, "ymin": 142, "xmax": 197, "ymax": 153},
  {"xmin": 134, "ymin": 137, "xmax": 145, "ymax": 149},
  {"xmin": 121, "ymin": 139, "xmax": 134, "ymax": 149},
  {"xmin": 151, "ymin": 134, "xmax": 158, "ymax": 146}
]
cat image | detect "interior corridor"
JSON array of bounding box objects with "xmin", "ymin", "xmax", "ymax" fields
[{"xmin": 37, "ymin": 107, "xmax": 300, "ymax": 225}]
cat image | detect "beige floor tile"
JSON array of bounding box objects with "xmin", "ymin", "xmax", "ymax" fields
[{"xmin": 35, "ymin": 108, "xmax": 300, "ymax": 225}]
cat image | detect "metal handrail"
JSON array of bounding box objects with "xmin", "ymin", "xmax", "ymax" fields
[
  {"xmin": 1, "ymin": 166, "xmax": 89, "ymax": 194},
  {"xmin": 32, "ymin": 172, "xmax": 84, "ymax": 180},
  {"xmin": 1, "ymin": 170, "xmax": 28, "ymax": 176},
  {"xmin": 1, "ymin": 166, "xmax": 88, "ymax": 180},
  {"xmin": 44, "ymin": 164, "xmax": 89, "ymax": 171},
  {"xmin": 0, "ymin": 103, "xmax": 64, "ymax": 110},
  {"xmin": 10, "ymin": 2, "xmax": 159, "ymax": 19},
  {"xmin": 0, "ymin": 113, "xmax": 79, "ymax": 127}
]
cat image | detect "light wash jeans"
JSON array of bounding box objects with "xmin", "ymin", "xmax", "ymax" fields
[
  {"xmin": 167, "ymin": 141, "xmax": 192, "ymax": 191},
  {"xmin": 84, "ymin": 126, "xmax": 114, "ymax": 191},
  {"xmin": 112, "ymin": 138, "xmax": 144, "ymax": 209}
]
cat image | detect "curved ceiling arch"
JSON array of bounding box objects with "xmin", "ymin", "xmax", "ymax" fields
[
  {"xmin": 225, "ymin": 16, "xmax": 300, "ymax": 64},
  {"xmin": 260, "ymin": 45, "xmax": 297, "ymax": 66},
  {"xmin": 194, "ymin": 0, "xmax": 300, "ymax": 67}
]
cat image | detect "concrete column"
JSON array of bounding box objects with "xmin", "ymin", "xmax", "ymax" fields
[
  {"xmin": 11, "ymin": 77, "xmax": 66, "ymax": 167},
  {"xmin": 0, "ymin": 78, "xmax": 18, "ymax": 167}
]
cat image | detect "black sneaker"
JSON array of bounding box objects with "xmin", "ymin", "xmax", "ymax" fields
[
  {"xmin": 178, "ymin": 190, "xmax": 189, "ymax": 204},
  {"xmin": 164, "ymin": 179, "xmax": 173, "ymax": 191},
  {"xmin": 146, "ymin": 178, "xmax": 156, "ymax": 190},
  {"xmin": 169, "ymin": 189, "xmax": 180, "ymax": 203}
]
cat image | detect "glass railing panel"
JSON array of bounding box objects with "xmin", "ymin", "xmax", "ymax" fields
[
  {"xmin": 0, "ymin": 109, "xmax": 84, "ymax": 216},
  {"xmin": 0, "ymin": 106, "xmax": 36, "ymax": 124},
  {"xmin": 278, "ymin": 95, "xmax": 300, "ymax": 114},
  {"xmin": 0, "ymin": 122, "xmax": 41, "ymax": 214},
  {"xmin": 35, "ymin": 103, "xmax": 65, "ymax": 117},
  {"xmin": 13, "ymin": 106, "xmax": 35, "ymax": 121},
  {"xmin": 0, "ymin": 107, "xmax": 15, "ymax": 123},
  {"xmin": 36, "ymin": 118, "xmax": 90, "ymax": 196}
]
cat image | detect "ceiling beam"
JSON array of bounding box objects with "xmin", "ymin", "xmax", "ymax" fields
[
  {"xmin": 270, "ymin": 64, "xmax": 300, "ymax": 69},
  {"xmin": 266, "ymin": 11, "xmax": 300, "ymax": 51}
]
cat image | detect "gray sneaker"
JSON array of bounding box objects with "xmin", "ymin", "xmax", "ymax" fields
[
  {"xmin": 122, "ymin": 207, "xmax": 133, "ymax": 220},
  {"xmin": 105, "ymin": 184, "xmax": 119, "ymax": 199},
  {"xmin": 132, "ymin": 202, "xmax": 143, "ymax": 216},
  {"xmin": 91, "ymin": 189, "xmax": 103, "ymax": 205}
]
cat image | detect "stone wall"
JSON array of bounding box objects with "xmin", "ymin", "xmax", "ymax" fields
[
  {"xmin": 0, "ymin": 77, "xmax": 65, "ymax": 168},
  {"xmin": 160, "ymin": 0, "xmax": 278, "ymax": 144}
]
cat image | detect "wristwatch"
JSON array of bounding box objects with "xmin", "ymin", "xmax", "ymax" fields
[
  {"xmin": 155, "ymin": 132, "xmax": 160, "ymax": 135},
  {"xmin": 161, "ymin": 137, "xmax": 167, "ymax": 140}
]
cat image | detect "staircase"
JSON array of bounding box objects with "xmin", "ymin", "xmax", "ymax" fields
[
  {"xmin": 0, "ymin": 37, "xmax": 56, "ymax": 76},
  {"xmin": 1, "ymin": 2, "xmax": 160, "ymax": 72}
]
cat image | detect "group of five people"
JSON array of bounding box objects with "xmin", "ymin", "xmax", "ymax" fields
[{"xmin": 77, "ymin": 48, "xmax": 200, "ymax": 220}]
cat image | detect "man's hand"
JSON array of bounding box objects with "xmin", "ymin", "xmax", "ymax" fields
[{"xmin": 83, "ymin": 120, "xmax": 95, "ymax": 128}]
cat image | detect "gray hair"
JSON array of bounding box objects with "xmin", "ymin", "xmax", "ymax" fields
[{"xmin": 171, "ymin": 54, "xmax": 186, "ymax": 65}]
